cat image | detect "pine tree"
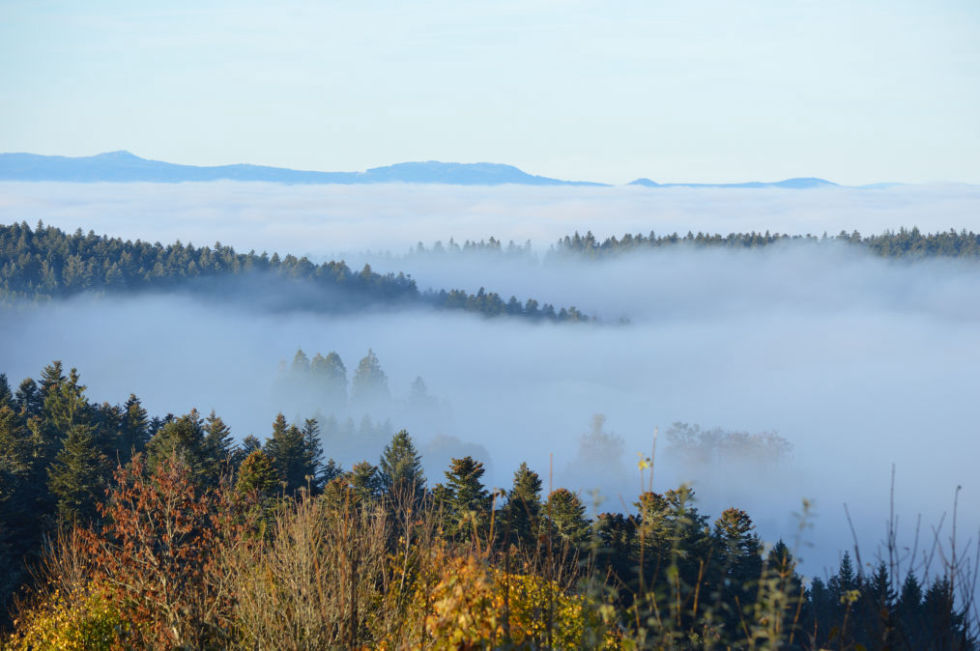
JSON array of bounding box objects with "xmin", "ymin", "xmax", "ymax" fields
[
  {"xmin": 236, "ymin": 449, "xmax": 281, "ymax": 498},
  {"xmin": 545, "ymin": 488, "xmax": 589, "ymax": 544},
  {"xmin": 290, "ymin": 348, "xmax": 311, "ymax": 377},
  {"xmin": 504, "ymin": 462, "xmax": 542, "ymax": 546},
  {"xmin": 311, "ymin": 351, "xmax": 347, "ymax": 410},
  {"xmin": 14, "ymin": 378, "xmax": 41, "ymax": 420},
  {"xmin": 202, "ymin": 411, "xmax": 234, "ymax": 484},
  {"xmin": 40, "ymin": 367, "xmax": 110, "ymax": 524},
  {"xmin": 349, "ymin": 461, "xmax": 382, "ymax": 502},
  {"xmin": 301, "ymin": 418, "xmax": 325, "ymax": 493},
  {"xmin": 439, "ymin": 456, "xmax": 490, "ymax": 538},
  {"xmin": 862, "ymin": 561, "xmax": 897, "ymax": 647},
  {"xmin": 713, "ymin": 508, "xmax": 763, "ymax": 613},
  {"xmin": 47, "ymin": 421, "xmax": 110, "ymax": 523},
  {"xmin": 350, "ymin": 349, "xmax": 389, "ymax": 409},
  {"xmin": 264, "ymin": 413, "xmax": 311, "ymax": 493},
  {"xmin": 379, "ymin": 429, "xmax": 425, "ymax": 504}
]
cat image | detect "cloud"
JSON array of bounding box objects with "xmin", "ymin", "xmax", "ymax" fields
[
  {"xmin": 2, "ymin": 182, "xmax": 979, "ymax": 574},
  {"xmin": 2, "ymin": 182, "xmax": 979, "ymax": 258}
]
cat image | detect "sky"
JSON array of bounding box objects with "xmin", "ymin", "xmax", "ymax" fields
[{"xmin": 1, "ymin": 0, "xmax": 978, "ymax": 185}]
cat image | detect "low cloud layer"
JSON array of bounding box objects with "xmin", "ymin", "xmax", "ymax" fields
[
  {"xmin": 3, "ymin": 247, "xmax": 979, "ymax": 575},
  {"xmin": 2, "ymin": 183, "xmax": 978, "ymax": 575},
  {"xmin": 1, "ymin": 181, "xmax": 979, "ymax": 257}
]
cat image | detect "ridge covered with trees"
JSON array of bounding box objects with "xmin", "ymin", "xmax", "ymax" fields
[
  {"xmin": 0, "ymin": 363, "xmax": 975, "ymax": 648},
  {"xmin": 553, "ymin": 227, "xmax": 980, "ymax": 259},
  {"xmin": 402, "ymin": 228, "xmax": 980, "ymax": 260},
  {"xmin": 0, "ymin": 222, "xmax": 589, "ymax": 321}
]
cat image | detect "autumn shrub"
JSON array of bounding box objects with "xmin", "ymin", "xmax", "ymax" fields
[
  {"xmin": 419, "ymin": 549, "xmax": 616, "ymax": 649},
  {"xmin": 77, "ymin": 454, "xmax": 245, "ymax": 649},
  {"xmin": 227, "ymin": 482, "xmax": 390, "ymax": 649},
  {"xmin": 7, "ymin": 582, "xmax": 130, "ymax": 650}
]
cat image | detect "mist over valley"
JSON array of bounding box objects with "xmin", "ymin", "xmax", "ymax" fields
[{"xmin": 3, "ymin": 182, "xmax": 978, "ymax": 578}]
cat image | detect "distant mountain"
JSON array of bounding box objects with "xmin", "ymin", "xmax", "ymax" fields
[
  {"xmin": 628, "ymin": 177, "xmax": 837, "ymax": 189},
  {"xmin": 0, "ymin": 151, "xmax": 605, "ymax": 186},
  {"xmin": 0, "ymin": 151, "xmax": 859, "ymax": 188}
]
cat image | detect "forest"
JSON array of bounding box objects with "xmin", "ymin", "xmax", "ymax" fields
[
  {"xmin": 0, "ymin": 222, "xmax": 589, "ymax": 322},
  {"xmin": 403, "ymin": 228, "xmax": 980, "ymax": 260},
  {"xmin": 0, "ymin": 362, "xmax": 974, "ymax": 649}
]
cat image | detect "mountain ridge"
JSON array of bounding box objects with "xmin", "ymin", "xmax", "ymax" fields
[
  {"xmin": 0, "ymin": 151, "xmax": 605, "ymax": 186},
  {"xmin": 0, "ymin": 151, "xmax": 858, "ymax": 188}
]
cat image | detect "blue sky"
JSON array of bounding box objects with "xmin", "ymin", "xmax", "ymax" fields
[{"xmin": 1, "ymin": 0, "xmax": 978, "ymax": 184}]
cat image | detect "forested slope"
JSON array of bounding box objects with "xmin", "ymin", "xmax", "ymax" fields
[{"xmin": 0, "ymin": 222, "xmax": 589, "ymax": 321}]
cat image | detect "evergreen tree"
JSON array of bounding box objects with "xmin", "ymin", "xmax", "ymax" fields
[
  {"xmin": 47, "ymin": 420, "xmax": 110, "ymax": 523},
  {"xmin": 896, "ymin": 573, "xmax": 925, "ymax": 648},
  {"xmin": 145, "ymin": 410, "xmax": 213, "ymax": 485},
  {"xmin": 290, "ymin": 348, "xmax": 311, "ymax": 377},
  {"xmin": 0, "ymin": 373, "xmax": 11, "ymax": 406},
  {"xmin": 301, "ymin": 418, "xmax": 325, "ymax": 493},
  {"xmin": 545, "ymin": 488, "xmax": 590, "ymax": 544},
  {"xmin": 14, "ymin": 378, "xmax": 41, "ymax": 420},
  {"xmin": 349, "ymin": 461, "xmax": 382, "ymax": 502},
  {"xmin": 438, "ymin": 456, "xmax": 490, "ymax": 539},
  {"xmin": 504, "ymin": 462, "xmax": 542, "ymax": 547},
  {"xmin": 202, "ymin": 411, "xmax": 234, "ymax": 483},
  {"xmin": 713, "ymin": 508, "xmax": 764, "ymax": 626},
  {"xmin": 311, "ymin": 351, "xmax": 347, "ymax": 410},
  {"xmin": 0, "ymin": 403, "xmax": 32, "ymax": 614},
  {"xmin": 118, "ymin": 394, "xmax": 150, "ymax": 462},
  {"xmin": 264, "ymin": 413, "xmax": 312, "ymax": 493},
  {"xmin": 861, "ymin": 561, "xmax": 897, "ymax": 647},
  {"xmin": 236, "ymin": 449, "xmax": 281, "ymax": 498},
  {"xmin": 379, "ymin": 429, "xmax": 426, "ymax": 504},
  {"xmin": 41, "ymin": 367, "xmax": 110, "ymax": 524},
  {"xmin": 350, "ymin": 349, "xmax": 389, "ymax": 409}
]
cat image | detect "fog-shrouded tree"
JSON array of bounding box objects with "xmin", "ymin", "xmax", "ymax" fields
[
  {"xmin": 350, "ymin": 349, "xmax": 389, "ymax": 411},
  {"xmin": 311, "ymin": 351, "xmax": 347, "ymax": 411}
]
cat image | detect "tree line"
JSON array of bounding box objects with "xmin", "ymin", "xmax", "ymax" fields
[
  {"xmin": 0, "ymin": 222, "xmax": 589, "ymax": 321},
  {"xmin": 1, "ymin": 362, "xmax": 974, "ymax": 648},
  {"xmin": 553, "ymin": 227, "xmax": 980, "ymax": 259}
]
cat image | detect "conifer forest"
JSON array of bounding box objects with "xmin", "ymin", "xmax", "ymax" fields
[{"xmin": 3, "ymin": 3, "xmax": 980, "ymax": 648}]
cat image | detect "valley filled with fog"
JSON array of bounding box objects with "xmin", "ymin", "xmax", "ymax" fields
[{"xmin": 2, "ymin": 181, "xmax": 980, "ymax": 575}]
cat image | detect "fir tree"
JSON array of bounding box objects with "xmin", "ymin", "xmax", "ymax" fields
[
  {"xmin": 47, "ymin": 421, "xmax": 110, "ymax": 523},
  {"xmin": 301, "ymin": 418, "xmax": 325, "ymax": 493},
  {"xmin": 349, "ymin": 461, "xmax": 382, "ymax": 502},
  {"xmin": 439, "ymin": 456, "xmax": 490, "ymax": 538},
  {"xmin": 311, "ymin": 351, "xmax": 347, "ymax": 409},
  {"xmin": 545, "ymin": 488, "xmax": 589, "ymax": 544},
  {"xmin": 350, "ymin": 349, "xmax": 389, "ymax": 409},
  {"xmin": 379, "ymin": 429, "xmax": 426, "ymax": 504},
  {"xmin": 236, "ymin": 449, "xmax": 281, "ymax": 498},
  {"xmin": 504, "ymin": 462, "xmax": 543, "ymax": 546},
  {"xmin": 264, "ymin": 413, "xmax": 312, "ymax": 493},
  {"xmin": 202, "ymin": 411, "xmax": 234, "ymax": 483},
  {"xmin": 118, "ymin": 394, "xmax": 150, "ymax": 462}
]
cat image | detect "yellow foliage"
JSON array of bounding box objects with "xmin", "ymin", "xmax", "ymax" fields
[
  {"xmin": 419, "ymin": 553, "xmax": 619, "ymax": 649},
  {"xmin": 8, "ymin": 584, "xmax": 130, "ymax": 651}
]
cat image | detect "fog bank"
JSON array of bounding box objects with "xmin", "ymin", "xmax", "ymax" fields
[
  {"xmin": 2, "ymin": 181, "xmax": 979, "ymax": 257},
  {"xmin": 2, "ymin": 240, "xmax": 978, "ymax": 575}
]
